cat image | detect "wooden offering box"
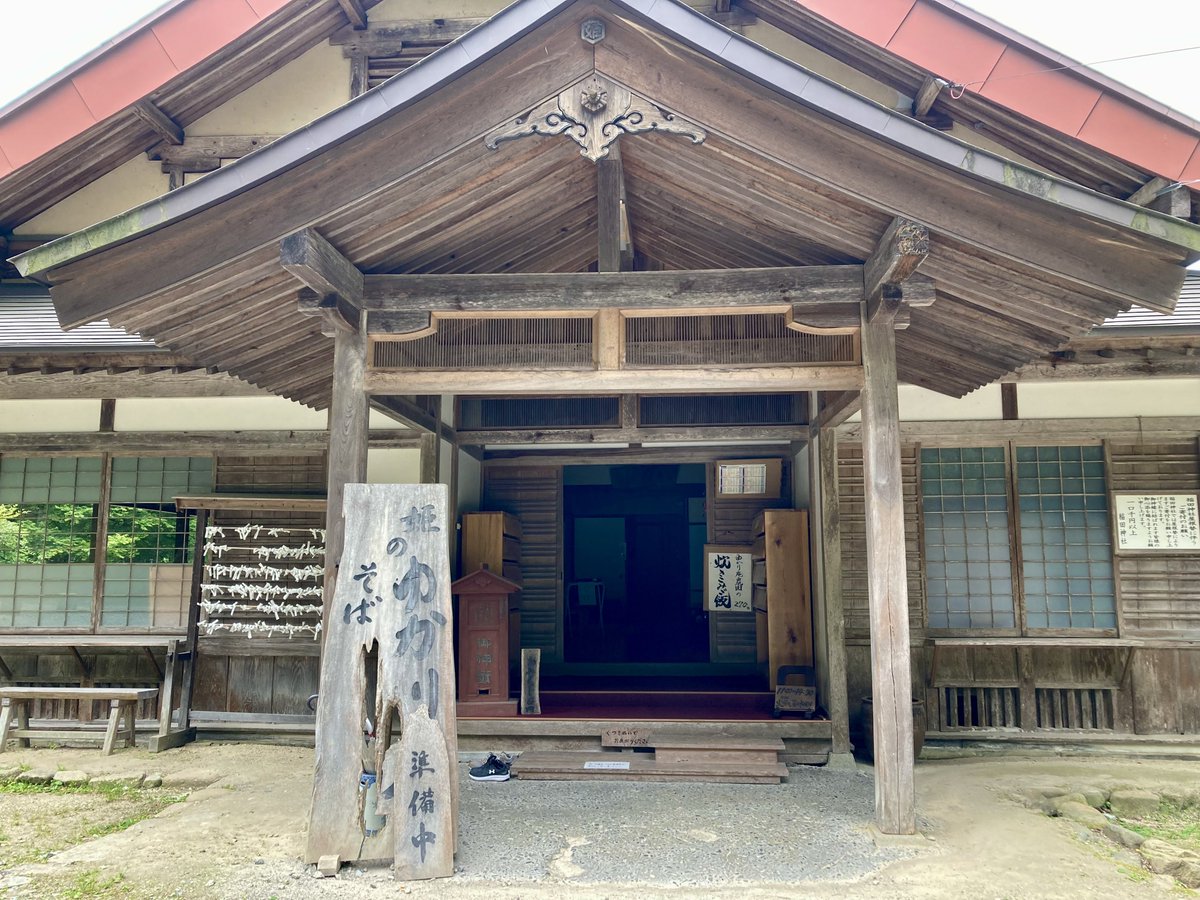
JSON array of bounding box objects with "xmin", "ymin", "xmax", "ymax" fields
[{"xmin": 452, "ymin": 567, "xmax": 520, "ymax": 717}]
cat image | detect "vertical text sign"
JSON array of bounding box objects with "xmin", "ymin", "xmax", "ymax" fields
[{"xmin": 338, "ymin": 487, "xmax": 458, "ymax": 883}]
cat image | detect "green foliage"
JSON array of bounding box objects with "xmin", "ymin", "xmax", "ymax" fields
[
  {"xmin": 1115, "ymin": 802, "xmax": 1200, "ymax": 854},
  {"xmin": 59, "ymin": 869, "xmax": 127, "ymax": 899},
  {"xmin": 104, "ymin": 505, "xmax": 192, "ymax": 564},
  {"xmin": 0, "ymin": 503, "xmax": 96, "ymax": 564}
]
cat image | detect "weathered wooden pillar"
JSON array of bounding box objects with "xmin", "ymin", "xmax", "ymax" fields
[
  {"xmin": 814, "ymin": 426, "xmax": 852, "ymax": 757},
  {"xmin": 304, "ymin": 320, "xmax": 369, "ymax": 865},
  {"xmin": 324, "ymin": 323, "xmax": 370, "ymax": 603},
  {"xmin": 859, "ymin": 300, "xmax": 915, "ymax": 834}
]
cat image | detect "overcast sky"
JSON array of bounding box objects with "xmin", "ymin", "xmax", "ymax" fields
[{"xmin": 1, "ymin": 0, "xmax": 1198, "ymax": 117}]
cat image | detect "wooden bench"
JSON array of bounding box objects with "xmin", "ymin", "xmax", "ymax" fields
[
  {"xmin": 0, "ymin": 634, "xmax": 195, "ymax": 752},
  {"xmin": 0, "ymin": 687, "xmax": 159, "ymax": 755}
]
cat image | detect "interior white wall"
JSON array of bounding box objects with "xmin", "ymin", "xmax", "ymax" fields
[
  {"xmin": 457, "ymin": 450, "xmax": 482, "ymax": 516},
  {"xmin": 367, "ymin": 448, "xmax": 422, "ymax": 484},
  {"xmin": 113, "ymin": 397, "xmax": 327, "ymax": 431},
  {"xmin": 0, "ymin": 400, "xmax": 101, "ymax": 433},
  {"xmin": 1016, "ymin": 379, "xmax": 1200, "ymax": 419}
]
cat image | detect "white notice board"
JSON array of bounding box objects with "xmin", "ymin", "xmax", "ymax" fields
[
  {"xmin": 1113, "ymin": 492, "xmax": 1200, "ymax": 551},
  {"xmin": 704, "ymin": 545, "xmax": 753, "ymax": 612}
]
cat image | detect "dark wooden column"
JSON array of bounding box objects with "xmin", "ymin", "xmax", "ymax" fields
[
  {"xmin": 325, "ymin": 324, "xmax": 369, "ymax": 598},
  {"xmin": 859, "ymin": 217, "xmax": 928, "ymax": 835},
  {"xmin": 859, "ymin": 302, "xmax": 915, "ymax": 834},
  {"xmin": 814, "ymin": 426, "xmax": 852, "ymax": 757}
]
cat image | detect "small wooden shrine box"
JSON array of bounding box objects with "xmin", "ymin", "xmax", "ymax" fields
[{"xmin": 451, "ymin": 567, "xmax": 520, "ymax": 717}]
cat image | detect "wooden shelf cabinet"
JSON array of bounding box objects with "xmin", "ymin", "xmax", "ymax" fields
[{"xmin": 752, "ymin": 509, "xmax": 813, "ymax": 690}]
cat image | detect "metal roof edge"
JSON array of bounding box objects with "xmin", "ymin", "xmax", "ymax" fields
[{"xmin": 13, "ymin": 0, "xmax": 1200, "ymax": 283}]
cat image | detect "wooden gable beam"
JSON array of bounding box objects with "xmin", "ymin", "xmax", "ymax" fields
[
  {"xmin": 598, "ymin": 144, "xmax": 625, "ymax": 274},
  {"xmin": 911, "ymin": 76, "xmax": 946, "ymax": 118},
  {"xmin": 282, "ymin": 229, "xmax": 364, "ymax": 335},
  {"xmin": 336, "ymin": 0, "xmax": 368, "ymax": 29},
  {"xmin": 863, "ymin": 217, "xmax": 932, "ymax": 322},
  {"xmin": 132, "ymin": 100, "xmax": 184, "ymax": 146},
  {"xmin": 361, "ymin": 266, "xmax": 931, "ymax": 324}
]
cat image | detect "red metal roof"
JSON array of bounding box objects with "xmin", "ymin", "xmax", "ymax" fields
[
  {"xmin": 0, "ymin": 0, "xmax": 292, "ymax": 177},
  {"xmin": 800, "ymin": 0, "xmax": 1200, "ymax": 184}
]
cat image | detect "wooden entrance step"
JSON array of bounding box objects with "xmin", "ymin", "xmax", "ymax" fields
[
  {"xmin": 511, "ymin": 750, "xmax": 788, "ymax": 784},
  {"xmin": 643, "ymin": 734, "xmax": 785, "ymax": 765}
]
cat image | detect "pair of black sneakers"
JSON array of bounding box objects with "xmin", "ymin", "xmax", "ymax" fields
[{"xmin": 468, "ymin": 752, "xmax": 514, "ymax": 782}]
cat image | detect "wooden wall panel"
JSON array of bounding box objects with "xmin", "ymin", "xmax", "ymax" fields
[
  {"xmin": 1108, "ymin": 440, "xmax": 1200, "ymax": 635},
  {"xmin": 271, "ymin": 656, "xmax": 319, "ymax": 715},
  {"xmin": 837, "ymin": 444, "xmax": 925, "ymax": 641},
  {"xmin": 708, "ymin": 459, "xmax": 792, "ymax": 663},
  {"xmin": 192, "ymin": 652, "xmax": 230, "ymax": 712},
  {"xmin": 482, "ymin": 466, "xmax": 563, "ymax": 661},
  {"xmin": 226, "ymin": 656, "xmax": 275, "ymax": 713},
  {"xmin": 1130, "ymin": 649, "xmax": 1181, "ymax": 734}
]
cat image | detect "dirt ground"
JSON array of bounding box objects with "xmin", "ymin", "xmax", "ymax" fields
[{"xmin": 0, "ymin": 741, "xmax": 1197, "ymax": 899}]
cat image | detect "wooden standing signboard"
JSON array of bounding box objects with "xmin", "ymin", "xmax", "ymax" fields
[{"xmin": 306, "ymin": 484, "xmax": 458, "ymax": 880}]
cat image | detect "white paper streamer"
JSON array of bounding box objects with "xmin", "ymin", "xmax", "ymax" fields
[
  {"xmin": 204, "ymin": 564, "xmax": 323, "ymax": 582},
  {"xmin": 201, "ymin": 582, "xmax": 323, "ymax": 601},
  {"xmin": 202, "ymin": 620, "xmax": 322, "ymax": 640}
]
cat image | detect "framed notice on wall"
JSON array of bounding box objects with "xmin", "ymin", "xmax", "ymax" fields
[
  {"xmin": 1113, "ymin": 492, "xmax": 1200, "ymax": 552},
  {"xmin": 704, "ymin": 545, "xmax": 753, "ymax": 612}
]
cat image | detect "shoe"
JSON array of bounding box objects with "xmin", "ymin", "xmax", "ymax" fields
[{"xmin": 469, "ymin": 753, "xmax": 512, "ymax": 782}]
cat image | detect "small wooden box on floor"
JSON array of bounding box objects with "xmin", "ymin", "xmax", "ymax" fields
[{"xmin": 452, "ymin": 568, "xmax": 520, "ymax": 716}]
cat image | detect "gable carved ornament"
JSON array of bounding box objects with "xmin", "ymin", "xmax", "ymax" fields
[{"xmin": 483, "ymin": 74, "xmax": 706, "ymax": 163}]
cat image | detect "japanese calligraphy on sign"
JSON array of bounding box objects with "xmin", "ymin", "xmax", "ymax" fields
[
  {"xmin": 1114, "ymin": 492, "xmax": 1200, "ymax": 552},
  {"xmin": 703, "ymin": 544, "xmax": 753, "ymax": 612},
  {"xmin": 306, "ymin": 484, "xmax": 458, "ymax": 881}
]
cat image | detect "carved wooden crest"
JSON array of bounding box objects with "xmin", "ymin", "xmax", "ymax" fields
[{"xmin": 484, "ymin": 75, "xmax": 705, "ymax": 162}]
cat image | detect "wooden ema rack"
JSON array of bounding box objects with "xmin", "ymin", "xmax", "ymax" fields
[{"xmin": 512, "ymin": 731, "xmax": 788, "ymax": 784}]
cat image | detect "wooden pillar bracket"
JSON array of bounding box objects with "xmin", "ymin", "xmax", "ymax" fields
[
  {"xmin": 864, "ymin": 218, "xmax": 932, "ymax": 322},
  {"xmin": 283, "ymin": 229, "xmax": 365, "ymax": 336}
]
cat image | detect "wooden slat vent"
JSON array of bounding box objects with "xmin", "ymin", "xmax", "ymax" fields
[
  {"xmin": 640, "ymin": 393, "xmax": 807, "ymax": 427},
  {"xmin": 367, "ymin": 44, "xmax": 450, "ymax": 89},
  {"xmin": 837, "ymin": 444, "xmax": 926, "ymax": 640},
  {"xmin": 373, "ymin": 319, "xmax": 594, "ymax": 370},
  {"xmin": 1034, "ymin": 687, "xmax": 1115, "ymax": 730},
  {"xmin": 624, "ymin": 314, "xmax": 854, "ymax": 368},
  {"xmin": 1107, "ymin": 439, "xmax": 1200, "ymax": 635},
  {"xmin": 460, "ymin": 396, "xmax": 620, "ymax": 430},
  {"xmin": 215, "ymin": 454, "xmax": 326, "ymax": 497},
  {"xmin": 937, "ymin": 685, "xmax": 1020, "ymax": 729}
]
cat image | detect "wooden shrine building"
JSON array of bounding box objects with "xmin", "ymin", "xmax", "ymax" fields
[{"xmin": 3, "ymin": 0, "xmax": 1200, "ymax": 839}]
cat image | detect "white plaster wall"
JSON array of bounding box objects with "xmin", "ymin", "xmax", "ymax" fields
[
  {"xmin": 793, "ymin": 446, "xmax": 810, "ymax": 509},
  {"xmin": 0, "ymin": 400, "xmax": 101, "ymax": 433},
  {"xmin": 1016, "ymin": 379, "xmax": 1200, "ymax": 419},
  {"xmin": 368, "ymin": 409, "xmax": 411, "ymax": 429},
  {"xmin": 457, "ymin": 450, "xmax": 481, "ymax": 516},
  {"xmin": 367, "ymin": 448, "xmax": 422, "ymax": 484},
  {"xmin": 847, "ymin": 384, "xmax": 1004, "ymax": 423},
  {"xmin": 14, "ymin": 157, "xmax": 168, "ymax": 236},
  {"xmin": 113, "ymin": 397, "xmax": 327, "ymax": 431},
  {"xmin": 187, "ymin": 43, "xmax": 350, "ymax": 136}
]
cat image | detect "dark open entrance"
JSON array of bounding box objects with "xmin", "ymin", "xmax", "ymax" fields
[{"xmin": 563, "ymin": 463, "xmax": 709, "ymax": 666}]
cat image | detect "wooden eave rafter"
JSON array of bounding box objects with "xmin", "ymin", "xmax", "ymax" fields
[{"xmin": 9, "ymin": 0, "xmax": 1200, "ymax": 408}]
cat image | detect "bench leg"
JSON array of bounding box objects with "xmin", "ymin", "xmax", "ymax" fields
[
  {"xmin": 0, "ymin": 698, "xmax": 13, "ymax": 752},
  {"xmin": 102, "ymin": 700, "xmax": 123, "ymax": 755},
  {"xmin": 15, "ymin": 701, "xmax": 29, "ymax": 748},
  {"xmin": 159, "ymin": 649, "xmax": 177, "ymax": 737},
  {"xmin": 124, "ymin": 702, "xmax": 137, "ymax": 750}
]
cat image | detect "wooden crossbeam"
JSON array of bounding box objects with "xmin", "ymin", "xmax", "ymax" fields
[
  {"xmin": 863, "ymin": 218, "xmax": 931, "ymax": 321},
  {"xmin": 364, "ymin": 266, "xmax": 870, "ymax": 313},
  {"xmin": 132, "ymin": 100, "xmax": 184, "ymax": 146}
]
